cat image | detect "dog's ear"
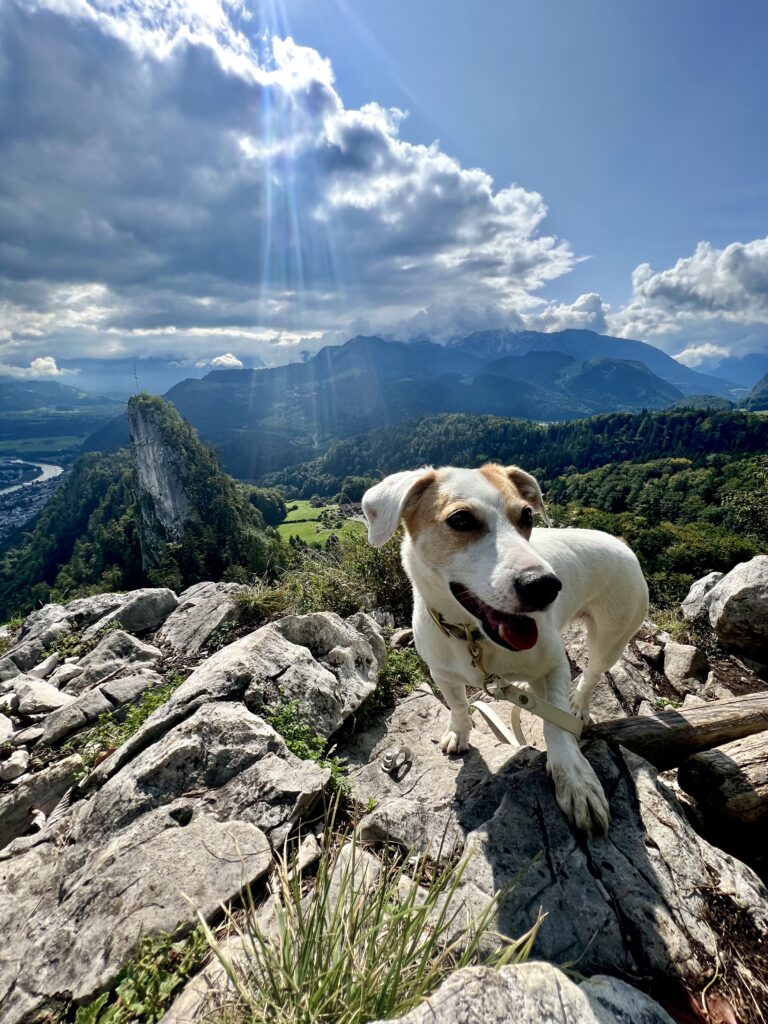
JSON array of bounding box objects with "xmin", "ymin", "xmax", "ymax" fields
[
  {"xmin": 362, "ymin": 469, "xmax": 435, "ymax": 547},
  {"xmin": 505, "ymin": 466, "xmax": 552, "ymax": 526}
]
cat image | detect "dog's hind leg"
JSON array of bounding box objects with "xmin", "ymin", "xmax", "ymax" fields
[{"xmin": 571, "ymin": 598, "xmax": 646, "ymax": 721}]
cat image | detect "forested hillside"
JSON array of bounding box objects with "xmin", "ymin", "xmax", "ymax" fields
[
  {"xmin": 266, "ymin": 408, "xmax": 768, "ymax": 498},
  {"xmin": 0, "ymin": 398, "xmax": 285, "ymax": 619}
]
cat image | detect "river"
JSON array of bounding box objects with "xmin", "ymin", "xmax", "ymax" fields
[{"xmin": 0, "ymin": 459, "xmax": 65, "ymax": 496}]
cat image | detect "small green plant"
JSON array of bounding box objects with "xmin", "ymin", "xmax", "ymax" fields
[
  {"xmin": 74, "ymin": 927, "xmax": 208, "ymax": 1024},
  {"xmin": 54, "ymin": 620, "xmax": 122, "ymax": 660},
  {"xmin": 7, "ymin": 615, "xmax": 23, "ymax": 630},
  {"xmin": 356, "ymin": 648, "xmax": 430, "ymax": 729},
  {"xmin": 204, "ymin": 620, "xmax": 240, "ymax": 653},
  {"xmin": 69, "ymin": 674, "xmax": 187, "ymax": 782},
  {"xmin": 197, "ymin": 809, "xmax": 541, "ymax": 1024},
  {"xmin": 655, "ymin": 696, "xmax": 681, "ymax": 710},
  {"xmin": 264, "ymin": 700, "xmax": 349, "ymax": 795},
  {"xmin": 649, "ymin": 606, "xmax": 690, "ymax": 643}
]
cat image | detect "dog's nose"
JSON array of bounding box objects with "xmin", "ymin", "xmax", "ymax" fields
[{"xmin": 514, "ymin": 571, "xmax": 562, "ymax": 610}]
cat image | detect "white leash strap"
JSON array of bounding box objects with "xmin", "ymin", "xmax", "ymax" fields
[
  {"xmin": 427, "ymin": 607, "xmax": 585, "ymax": 742},
  {"xmin": 473, "ymin": 679, "xmax": 584, "ymax": 743}
]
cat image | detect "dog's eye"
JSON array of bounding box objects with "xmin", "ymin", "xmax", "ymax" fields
[
  {"xmin": 519, "ymin": 507, "xmax": 534, "ymax": 529},
  {"xmin": 446, "ymin": 509, "xmax": 481, "ymax": 532}
]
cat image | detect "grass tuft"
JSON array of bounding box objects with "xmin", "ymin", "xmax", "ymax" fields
[{"xmin": 196, "ymin": 808, "xmax": 541, "ymax": 1024}]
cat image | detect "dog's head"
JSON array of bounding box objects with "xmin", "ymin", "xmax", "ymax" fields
[{"xmin": 362, "ymin": 464, "xmax": 560, "ymax": 652}]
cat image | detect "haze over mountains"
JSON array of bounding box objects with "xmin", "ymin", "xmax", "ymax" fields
[{"xmin": 78, "ymin": 328, "xmax": 748, "ymax": 479}]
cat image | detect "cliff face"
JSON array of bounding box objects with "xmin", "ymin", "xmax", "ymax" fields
[{"xmin": 128, "ymin": 396, "xmax": 191, "ymax": 568}]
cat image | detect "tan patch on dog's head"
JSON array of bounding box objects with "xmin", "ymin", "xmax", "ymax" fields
[
  {"xmin": 401, "ymin": 470, "xmax": 439, "ymax": 541},
  {"xmin": 479, "ymin": 463, "xmax": 533, "ymax": 533},
  {"xmin": 402, "ymin": 470, "xmax": 489, "ymax": 556}
]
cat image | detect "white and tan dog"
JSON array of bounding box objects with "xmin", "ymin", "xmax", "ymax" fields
[{"xmin": 362, "ymin": 463, "xmax": 648, "ymax": 835}]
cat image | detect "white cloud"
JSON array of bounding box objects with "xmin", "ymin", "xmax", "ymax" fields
[
  {"xmin": 672, "ymin": 342, "xmax": 730, "ymax": 368},
  {"xmin": 0, "ymin": 0, "xmax": 576, "ymax": 367},
  {"xmin": 196, "ymin": 352, "xmax": 244, "ymax": 368},
  {"xmin": 608, "ymin": 238, "xmax": 768, "ymax": 363},
  {"xmin": 0, "ymin": 356, "xmax": 76, "ymax": 379}
]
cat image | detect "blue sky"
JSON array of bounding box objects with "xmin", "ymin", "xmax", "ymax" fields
[
  {"xmin": 283, "ymin": 0, "xmax": 768, "ymax": 305},
  {"xmin": 0, "ymin": 0, "xmax": 766, "ymax": 382}
]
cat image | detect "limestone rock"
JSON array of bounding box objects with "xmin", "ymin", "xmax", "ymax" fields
[
  {"xmin": 681, "ymin": 571, "xmax": 723, "ymax": 619},
  {"xmin": 662, "ymin": 642, "xmax": 709, "ymax": 695},
  {"xmin": 48, "ymin": 662, "xmax": 84, "ymax": 688},
  {"xmin": 0, "ymin": 754, "xmax": 81, "ymax": 848},
  {"xmin": 389, "ymin": 627, "xmax": 415, "ymax": 649},
  {"xmin": 635, "ymin": 640, "xmax": 663, "ymax": 668},
  {"xmin": 65, "ymin": 630, "xmax": 161, "ymax": 694},
  {"xmin": 343, "ymin": 688, "xmax": 768, "ymax": 989},
  {"xmin": 27, "ymin": 652, "xmax": 59, "ymax": 679},
  {"xmin": 0, "ymin": 750, "xmax": 29, "ymax": 782},
  {"xmin": 157, "ymin": 581, "xmax": 246, "ymax": 655},
  {"xmin": 40, "ymin": 687, "xmax": 115, "ymax": 746},
  {"xmin": 708, "ymin": 556, "xmax": 768, "ymax": 659},
  {"xmin": 89, "ymin": 613, "xmax": 384, "ymax": 787},
  {"xmin": 83, "ymin": 702, "xmax": 329, "ymax": 846},
  {"xmin": 84, "ymin": 587, "xmax": 178, "ymax": 638},
  {"xmin": 0, "ymin": 657, "xmax": 20, "ymax": 683},
  {"xmin": 15, "ymin": 676, "xmax": 76, "ymax": 715},
  {"xmin": 370, "ymin": 962, "xmax": 674, "ymax": 1024},
  {"xmin": 563, "ymin": 622, "xmax": 657, "ymax": 720},
  {"xmin": 0, "ymin": 698, "xmax": 331, "ymax": 1023},
  {"xmin": 0, "ymin": 714, "xmax": 12, "ymax": 744},
  {"xmin": 0, "ymin": 811, "xmax": 271, "ymax": 1024}
]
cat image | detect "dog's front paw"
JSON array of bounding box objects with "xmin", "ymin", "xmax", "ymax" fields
[
  {"xmin": 548, "ymin": 754, "xmax": 610, "ymax": 836},
  {"xmin": 439, "ymin": 727, "xmax": 471, "ymax": 754}
]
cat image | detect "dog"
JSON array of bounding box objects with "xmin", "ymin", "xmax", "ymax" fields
[{"xmin": 362, "ymin": 463, "xmax": 649, "ymax": 835}]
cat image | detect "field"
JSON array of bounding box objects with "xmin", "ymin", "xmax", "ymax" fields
[
  {"xmin": 277, "ymin": 500, "xmax": 365, "ymax": 544},
  {"xmin": 0, "ymin": 437, "xmax": 86, "ymax": 458}
]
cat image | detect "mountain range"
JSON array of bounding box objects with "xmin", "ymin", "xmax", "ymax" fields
[
  {"xmin": 79, "ymin": 329, "xmax": 752, "ymax": 479},
  {"xmin": 0, "ymin": 378, "xmax": 122, "ymax": 454}
]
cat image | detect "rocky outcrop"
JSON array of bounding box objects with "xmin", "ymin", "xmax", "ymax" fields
[
  {"xmin": 343, "ymin": 686, "xmax": 768, "ymax": 992},
  {"xmin": 0, "ymin": 602, "xmax": 390, "ymax": 1023},
  {"xmin": 129, "ymin": 397, "xmax": 192, "ymax": 568},
  {"xmin": 707, "ymin": 556, "xmax": 768, "ymax": 660},
  {"xmin": 371, "ymin": 962, "xmax": 675, "ymax": 1024},
  {"xmin": 2, "ymin": 580, "xmax": 768, "ymax": 1024}
]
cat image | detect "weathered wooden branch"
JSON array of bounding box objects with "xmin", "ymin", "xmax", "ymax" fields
[
  {"xmin": 584, "ymin": 692, "xmax": 768, "ymax": 770},
  {"xmin": 677, "ymin": 731, "xmax": 768, "ymax": 824}
]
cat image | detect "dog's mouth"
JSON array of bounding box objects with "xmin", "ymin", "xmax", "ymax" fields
[{"xmin": 449, "ymin": 582, "xmax": 538, "ymax": 652}]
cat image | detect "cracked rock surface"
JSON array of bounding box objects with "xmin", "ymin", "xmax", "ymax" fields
[{"xmin": 344, "ymin": 687, "xmax": 768, "ymax": 990}]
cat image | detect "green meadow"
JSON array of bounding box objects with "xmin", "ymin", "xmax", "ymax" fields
[{"xmin": 277, "ymin": 499, "xmax": 365, "ymax": 545}]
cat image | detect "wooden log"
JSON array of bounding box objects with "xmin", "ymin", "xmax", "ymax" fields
[
  {"xmin": 584, "ymin": 691, "xmax": 768, "ymax": 770},
  {"xmin": 677, "ymin": 732, "xmax": 768, "ymax": 824}
]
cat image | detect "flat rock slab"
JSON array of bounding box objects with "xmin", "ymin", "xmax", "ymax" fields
[
  {"xmin": 64, "ymin": 630, "xmax": 161, "ymax": 695},
  {"xmin": 371, "ymin": 962, "xmax": 675, "ymax": 1024},
  {"xmin": 0, "ymin": 701, "xmax": 328, "ymax": 1024},
  {"xmin": 83, "ymin": 587, "xmax": 178, "ymax": 638},
  {"xmin": 0, "ymin": 811, "xmax": 271, "ymax": 1024},
  {"xmin": 0, "ymin": 754, "xmax": 82, "ymax": 848},
  {"xmin": 15, "ymin": 676, "xmax": 75, "ymax": 715},
  {"xmin": 157, "ymin": 581, "xmax": 247, "ymax": 656},
  {"xmin": 343, "ymin": 688, "xmax": 768, "ymax": 992}
]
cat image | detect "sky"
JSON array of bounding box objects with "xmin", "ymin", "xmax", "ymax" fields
[{"xmin": 1, "ymin": 0, "xmax": 767, "ymax": 385}]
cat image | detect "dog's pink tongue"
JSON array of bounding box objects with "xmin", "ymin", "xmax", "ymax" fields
[{"xmin": 500, "ymin": 617, "xmax": 538, "ymax": 651}]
